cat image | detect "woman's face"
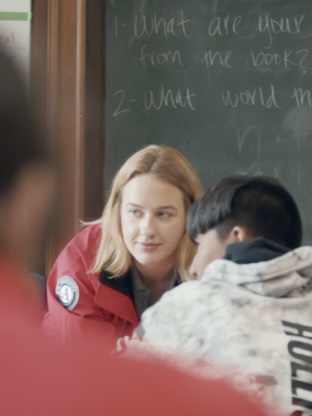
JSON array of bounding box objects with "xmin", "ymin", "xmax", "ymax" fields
[{"xmin": 120, "ymin": 174, "xmax": 186, "ymax": 274}]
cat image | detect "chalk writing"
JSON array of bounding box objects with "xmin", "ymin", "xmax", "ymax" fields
[
  {"xmin": 106, "ymin": 0, "xmax": 312, "ymax": 244},
  {"xmin": 291, "ymin": 88, "xmax": 312, "ymax": 108},
  {"xmin": 113, "ymin": 90, "xmax": 130, "ymax": 116},
  {"xmin": 144, "ymin": 86, "xmax": 196, "ymax": 110},
  {"xmin": 221, "ymin": 85, "xmax": 281, "ymax": 109},
  {"xmin": 139, "ymin": 44, "xmax": 183, "ymax": 67},
  {"xmin": 237, "ymin": 126, "xmax": 262, "ymax": 159},
  {"xmin": 134, "ymin": 11, "xmax": 191, "ymax": 38},
  {"xmin": 207, "ymin": 15, "xmax": 242, "ymax": 36},
  {"xmin": 201, "ymin": 50, "xmax": 233, "ymax": 69},
  {"xmin": 258, "ymin": 15, "xmax": 306, "ymax": 49},
  {"xmin": 250, "ymin": 49, "xmax": 310, "ymax": 69}
]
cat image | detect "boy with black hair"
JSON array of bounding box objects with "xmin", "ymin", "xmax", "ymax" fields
[{"xmin": 125, "ymin": 174, "xmax": 312, "ymax": 415}]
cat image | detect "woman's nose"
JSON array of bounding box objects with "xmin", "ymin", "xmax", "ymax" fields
[{"xmin": 140, "ymin": 214, "xmax": 156, "ymax": 236}]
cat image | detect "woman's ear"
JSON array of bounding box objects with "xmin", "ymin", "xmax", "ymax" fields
[{"xmin": 231, "ymin": 226, "xmax": 252, "ymax": 242}]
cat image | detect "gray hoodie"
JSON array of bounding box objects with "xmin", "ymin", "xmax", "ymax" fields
[{"xmin": 125, "ymin": 241, "xmax": 312, "ymax": 415}]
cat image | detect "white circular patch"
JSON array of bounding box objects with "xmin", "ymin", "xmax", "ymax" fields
[{"xmin": 56, "ymin": 276, "xmax": 79, "ymax": 311}]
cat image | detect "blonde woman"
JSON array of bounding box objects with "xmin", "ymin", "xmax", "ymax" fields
[{"xmin": 43, "ymin": 145, "xmax": 202, "ymax": 346}]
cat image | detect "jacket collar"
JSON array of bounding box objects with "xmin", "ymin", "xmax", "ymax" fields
[
  {"xmin": 99, "ymin": 269, "xmax": 134, "ymax": 300},
  {"xmin": 95, "ymin": 270, "xmax": 139, "ymax": 326}
]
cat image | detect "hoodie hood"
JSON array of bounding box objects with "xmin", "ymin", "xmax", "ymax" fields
[
  {"xmin": 202, "ymin": 239, "xmax": 312, "ymax": 297},
  {"xmin": 223, "ymin": 238, "xmax": 290, "ymax": 264}
]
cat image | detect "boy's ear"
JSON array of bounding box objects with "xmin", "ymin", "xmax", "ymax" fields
[{"xmin": 230, "ymin": 226, "xmax": 252, "ymax": 242}]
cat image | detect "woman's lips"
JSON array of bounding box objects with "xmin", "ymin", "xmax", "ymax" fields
[{"xmin": 137, "ymin": 242, "xmax": 160, "ymax": 251}]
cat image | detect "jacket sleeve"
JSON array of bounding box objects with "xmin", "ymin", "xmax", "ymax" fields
[{"xmin": 42, "ymin": 232, "xmax": 118, "ymax": 348}]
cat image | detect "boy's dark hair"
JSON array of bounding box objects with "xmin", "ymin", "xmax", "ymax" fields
[
  {"xmin": 187, "ymin": 174, "xmax": 302, "ymax": 249},
  {"xmin": 0, "ymin": 48, "xmax": 50, "ymax": 196}
]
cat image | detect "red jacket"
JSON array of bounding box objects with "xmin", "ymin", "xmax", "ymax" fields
[
  {"xmin": 0, "ymin": 256, "xmax": 43, "ymax": 330},
  {"xmin": 1, "ymin": 322, "xmax": 270, "ymax": 416},
  {"xmin": 43, "ymin": 224, "xmax": 139, "ymax": 346}
]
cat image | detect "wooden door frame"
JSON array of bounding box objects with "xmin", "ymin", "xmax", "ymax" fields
[{"xmin": 31, "ymin": 0, "xmax": 105, "ymax": 272}]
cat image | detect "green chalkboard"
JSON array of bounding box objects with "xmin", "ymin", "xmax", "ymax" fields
[{"xmin": 105, "ymin": 0, "xmax": 312, "ymax": 244}]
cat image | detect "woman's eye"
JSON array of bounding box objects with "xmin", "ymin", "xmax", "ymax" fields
[
  {"xmin": 158, "ymin": 212, "xmax": 172, "ymax": 218},
  {"xmin": 129, "ymin": 209, "xmax": 141, "ymax": 217}
]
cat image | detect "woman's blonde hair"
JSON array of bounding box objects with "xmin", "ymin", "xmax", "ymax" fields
[{"xmin": 90, "ymin": 145, "xmax": 202, "ymax": 281}]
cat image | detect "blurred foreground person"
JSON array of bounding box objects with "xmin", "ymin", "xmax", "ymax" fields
[
  {"xmin": 1, "ymin": 335, "xmax": 271, "ymax": 416},
  {"xmin": 0, "ymin": 48, "xmax": 55, "ymax": 326},
  {"xmin": 0, "ymin": 48, "xmax": 271, "ymax": 416}
]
